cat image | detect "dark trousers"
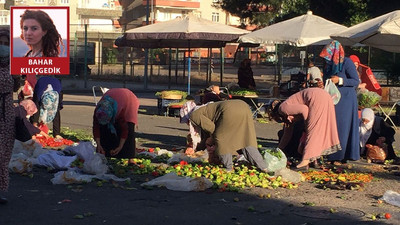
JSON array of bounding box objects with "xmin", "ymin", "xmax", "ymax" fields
[
  {"xmin": 99, "ymin": 122, "xmax": 135, "ymax": 159},
  {"xmin": 220, "ymin": 146, "xmax": 267, "ymax": 171}
]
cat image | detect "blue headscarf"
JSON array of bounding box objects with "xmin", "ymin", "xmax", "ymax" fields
[{"xmin": 95, "ymin": 96, "xmax": 118, "ymax": 135}]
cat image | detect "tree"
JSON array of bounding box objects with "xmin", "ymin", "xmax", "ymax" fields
[{"xmin": 216, "ymin": 0, "xmax": 400, "ymax": 27}]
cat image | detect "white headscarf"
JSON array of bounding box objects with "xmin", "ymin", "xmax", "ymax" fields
[{"xmin": 359, "ymin": 108, "xmax": 375, "ymax": 152}]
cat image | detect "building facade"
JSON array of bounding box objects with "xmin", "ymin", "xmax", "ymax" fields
[{"xmin": 119, "ymin": 0, "xmax": 241, "ymax": 30}]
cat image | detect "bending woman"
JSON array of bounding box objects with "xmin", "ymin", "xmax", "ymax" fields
[
  {"xmin": 269, "ymin": 88, "xmax": 342, "ymax": 169},
  {"xmin": 93, "ymin": 88, "xmax": 139, "ymax": 158}
]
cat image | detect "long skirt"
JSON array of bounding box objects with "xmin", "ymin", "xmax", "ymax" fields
[{"xmin": 99, "ymin": 122, "xmax": 135, "ymax": 159}]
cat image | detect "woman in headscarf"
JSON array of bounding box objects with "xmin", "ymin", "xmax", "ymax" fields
[
  {"xmin": 179, "ymin": 98, "xmax": 201, "ymax": 151},
  {"xmin": 269, "ymin": 88, "xmax": 341, "ymax": 170},
  {"xmin": 15, "ymin": 99, "xmax": 49, "ymax": 141},
  {"xmin": 349, "ymin": 55, "xmax": 367, "ymax": 89},
  {"xmin": 0, "ymin": 28, "xmax": 14, "ymax": 204},
  {"xmin": 31, "ymin": 76, "xmax": 62, "ymax": 139},
  {"xmin": 320, "ymin": 40, "xmax": 360, "ymax": 165},
  {"xmin": 93, "ymin": 88, "xmax": 139, "ymax": 158},
  {"xmin": 189, "ymin": 100, "xmax": 267, "ymax": 172},
  {"xmin": 359, "ymin": 108, "xmax": 397, "ymax": 160},
  {"xmin": 237, "ymin": 59, "xmax": 256, "ymax": 90}
]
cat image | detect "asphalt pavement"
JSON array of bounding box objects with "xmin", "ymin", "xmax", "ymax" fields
[{"xmin": 2, "ymin": 80, "xmax": 399, "ymax": 225}]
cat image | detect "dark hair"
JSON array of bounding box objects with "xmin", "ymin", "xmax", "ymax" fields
[
  {"xmin": 267, "ymin": 100, "xmax": 284, "ymax": 123},
  {"xmin": 20, "ymin": 9, "xmax": 64, "ymax": 57}
]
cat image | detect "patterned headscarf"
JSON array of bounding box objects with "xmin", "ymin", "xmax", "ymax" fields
[
  {"xmin": 95, "ymin": 96, "xmax": 118, "ymax": 135},
  {"xmin": 180, "ymin": 100, "xmax": 197, "ymax": 124},
  {"xmin": 39, "ymin": 84, "xmax": 59, "ymax": 124},
  {"xmin": 320, "ymin": 40, "xmax": 345, "ymax": 78},
  {"xmin": 19, "ymin": 99, "xmax": 38, "ymax": 116}
]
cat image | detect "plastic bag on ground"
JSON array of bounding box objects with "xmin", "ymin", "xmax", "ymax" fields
[
  {"xmin": 63, "ymin": 141, "xmax": 97, "ymax": 162},
  {"xmin": 167, "ymin": 150, "xmax": 209, "ymax": 164},
  {"xmin": 51, "ymin": 169, "xmax": 129, "ymax": 185},
  {"xmin": 366, "ymin": 144, "xmax": 387, "ymax": 161},
  {"xmin": 36, "ymin": 151, "xmax": 78, "ymax": 169},
  {"xmin": 382, "ymin": 190, "xmax": 400, "ymax": 207},
  {"xmin": 274, "ymin": 168, "xmax": 303, "ymax": 183},
  {"xmin": 8, "ymin": 153, "xmax": 33, "ymax": 173},
  {"xmin": 141, "ymin": 172, "xmax": 213, "ymax": 191},
  {"xmin": 82, "ymin": 153, "xmax": 108, "ymax": 175},
  {"xmin": 12, "ymin": 140, "xmax": 44, "ymax": 157},
  {"xmin": 262, "ymin": 148, "xmax": 287, "ymax": 172}
]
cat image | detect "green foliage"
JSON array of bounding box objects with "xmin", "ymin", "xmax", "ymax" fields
[{"xmin": 60, "ymin": 127, "xmax": 93, "ymax": 142}]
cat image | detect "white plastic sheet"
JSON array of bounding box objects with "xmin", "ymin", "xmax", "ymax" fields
[{"xmin": 141, "ymin": 172, "xmax": 213, "ymax": 192}]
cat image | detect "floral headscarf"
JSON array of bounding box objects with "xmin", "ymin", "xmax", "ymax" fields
[
  {"xmin": 39, "ymin": 84, "xmax": 59, "ymax": 124},
  {"xmin": 95, "ymin": 96, "xmax": 118, "ymax": 135},
  {"xmin": 320, "ymin": 40, "xmax": 345, "ymax": 78}
]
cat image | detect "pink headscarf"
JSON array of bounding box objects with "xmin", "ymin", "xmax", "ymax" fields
[{"xmin": 19, "ymin": 99, "xmax": 37, "ymax": 116}]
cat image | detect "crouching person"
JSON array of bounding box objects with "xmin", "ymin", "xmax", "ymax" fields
[
  {"xmin": 93, "ymin": 88, "xmax": 139, "ymax": 159},
  {"xmin": 15, "ymin": 99, "xmax": 49, "ymax": 142},
  {"xmin": 189, "ymin": 100, "xmax": 267, "ymax": 172}
]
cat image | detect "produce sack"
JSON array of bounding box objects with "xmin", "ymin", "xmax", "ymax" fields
[
  {"xmin": 37, "ymin": 151, "xmax": 77, "ymax": 169},
  {"xmin": 262, "ymin": 148, "xmax": 287, "ymax": 172},
  {"xmin": 324, "ymin": 79, "xmax": 341, "ymax": 105},
  {"xmin": 366, "ymin": 144, "xmax": 387, "ymax": 161},
  {"xmin": 141, "ymin": 172, "xmax": 213, "ymax": 192},
  {"xmin": 357, "ymin": 89, "xmax": 382, "ymax": 108}
]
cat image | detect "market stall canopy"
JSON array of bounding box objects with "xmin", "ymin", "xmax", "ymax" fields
[
  {"xmin": 238, "ymin": 11, "xmax": 347, "ymax": 47},
  {"xmin": 115, "ymin": 14, "xmax": 250, "ymax": 48},
  {"xmin": 331, "ymin": 10, "xmax": 400, "ymax": 53}
]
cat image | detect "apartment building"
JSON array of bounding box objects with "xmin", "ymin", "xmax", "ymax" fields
[
  {"xmin": 0, "ymin": 0, "xmax": 10, "ymax": 25},
  {"xmin": 119, "ymin": 0, "xmax": 241, "ymax": 30}
]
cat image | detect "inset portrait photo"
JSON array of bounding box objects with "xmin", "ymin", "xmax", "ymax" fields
[{"xmin": 10, "ymin": 6, "xmax": 69, "ymax": 75}]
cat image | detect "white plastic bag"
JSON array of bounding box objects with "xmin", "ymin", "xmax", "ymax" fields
[
  {"xmin": 167, "ymin": 151, "xmax": 209, "ymax": 164},
  {"xmin": 8, "ymin": 153, "xmax": 33, "ymax": 173},
  {"xmin": 324, "ymin": 79, "xmax": 341, "ymax": 105},
  {"xmin": 63, "ymin": 141, "xmax": 97, "ymax": 162},
  {"xmin": 36, "ymin": 151, "xmax": 77, "ymax": 169},
  {"xmin": 382, "ymin": 190, "xmax": 400, "ymax": 207},
  {"xmin": 141, "ymin": 173, "xmax": 213, "ymax": 191},
  {"xmin": 51, "ymin": 169, "xmax": 129, "ymax": 184},
  {"xmin": 262, "ymin": 148, "xmax": 287, "ymax": 172},
  {"xmin": 82, "ymin": 153, "xmax": 108, "ymax": 175}
]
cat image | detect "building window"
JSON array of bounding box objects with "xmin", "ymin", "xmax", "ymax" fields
[
  {"xmin": 34, "ymin": 0, "xmax": 45, "ymax": 3},
  {"xmin": 61, "ymin": 0, "xmax": 69, "ymax": 4},
  {"xmin": 212, "ymin": 12, "xmax": 219, "ymax": 22}
]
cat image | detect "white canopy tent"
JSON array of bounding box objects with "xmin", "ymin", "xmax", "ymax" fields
[
  {"xmin": 238, "ymin": 11, "xmax": 347, "ymax": 47},
  {"xmin": 331, "ymin": 10, "xmax": 400, "ymax": 53}
]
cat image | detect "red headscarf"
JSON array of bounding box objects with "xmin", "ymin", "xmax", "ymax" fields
[{"xmin": 349, "ymin": 55, "xmax": 360, "ymax": 64}]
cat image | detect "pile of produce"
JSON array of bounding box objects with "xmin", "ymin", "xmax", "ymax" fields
[
  {"xmin": 109, "ymin": 155, "xmax": 298, "ymax": 191},
  {"xmin": 229, "ymin": 88, "xmax": 258, "ymax": 96},
  {"xmin": 357, "ymin": 90, "xmax": 381, "ymax": 108},
  {"xmin": 35, "ymin": 136, "xmax": 74, "ymax": 148},
  {"xmin": 155, "ymin": 90, "xmax": 187, "ymax": 99},
  {"xmin": 302, "ymin": 167, "xmax": 373, "ymax": 190}
]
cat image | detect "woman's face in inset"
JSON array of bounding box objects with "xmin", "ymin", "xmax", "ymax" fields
[{"xmin": 22, "ymin": 19, "xmax": 46, "ymax": 47}]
